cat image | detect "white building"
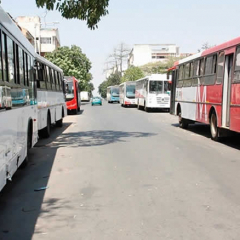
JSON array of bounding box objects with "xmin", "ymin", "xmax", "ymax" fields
[
  {"xmin": 128, "ymin": 44, "xmax": 180, "ymax": 67},
  {"xmin": 40, "ymin": 28, "xmax": 60, "ymax": 56},
  {"xmin": 16, "ymin": 16, "xmax": 60, "ymax": 56}
]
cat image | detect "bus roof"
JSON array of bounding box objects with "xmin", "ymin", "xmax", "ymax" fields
[
  {"xmin": 136, "ymin": 74, "xmax": 168, "ymax": 82},
  {"xmin": 107, "ymin": 85, "xmax": 119, "ymax": 89},
  {"xmin": 35, "ymin": 54, "xmax": 63, "ymax": 73},
  {"xmin": 64, "ymin": 76, "xmax": 79, "ymax": 82},
  {"xmin": 171, "ymin": 36, "xmax": 240, "ymax": 68},
  {"xmin": 119, "ymin": 81, "xmax": 136, "ymax": 86},
  {"xmin": 0, "ymin": 6, "xmax": 35, "ymax": 56}
]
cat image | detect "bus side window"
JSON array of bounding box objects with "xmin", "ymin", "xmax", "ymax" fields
[
  {"xmin": 2, "ymin": 32, "xmax": 8, "ymax": 81},
  {"xmin": 199, "ymin": 58, "xmax": 205, "ymax": 85},
  {"xmin": 217, "ymin": 52, "xmax": 225, "ymax": 84},
  {"xmin": 177, "ymin": 65, "xmax": 184, "ymax": 87},
  {"xmin": 6, "ymin": 35, "xmax": 15, "ymax": 84},
  {"xmin": 234, "ymin": 48, "xmax": 240, "ymax": 83},
  {"xmin": 0, "ymin": 31, "xmax": 2, "ymax": 81}
]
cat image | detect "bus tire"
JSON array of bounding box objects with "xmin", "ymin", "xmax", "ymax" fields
[
  {"xmin": 21, "ymin": 123, "xmax": 32, "ymax": 168},
  {"xmin": 74, "ymin": 108, "xmax": 78, "ymax": 115},
  {"xmin": 42, "ymin": 113, "xmax": 51, "ymax": 138},
  {"xmin": 144, "ymin": 102, "xmax": 148, "ymax": 112},
  {"xmin": 210, "ymin": 112, "xmax": 219, "ymax": 141},
  {"xmin": 137, "ymin": 103, "xmax": 141, "ymax": 110},
  {"xmin": 179, "ymin": 112, "xmax": 188, "ymax": 129}
]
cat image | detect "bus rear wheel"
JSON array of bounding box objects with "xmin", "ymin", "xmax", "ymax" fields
[
  {"xmin": 210, "ymin": 113, "xmax": 219, "ymax": 141},
  {"xmin": 178, "ymin": 112, "xmax": 188, "ymax": 129},
  {"xmin": 144, "ymin": 102, "xmax": 148, "ymax": 112},
  {"xmin": 41, "ymin": 113, "xmax": 51, "ymax": 138}
]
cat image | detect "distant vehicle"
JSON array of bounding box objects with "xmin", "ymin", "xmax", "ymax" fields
[
  {"xmin": 11, "ymin": 88, "xmax": 30, "ymax": 106},
  {"xmin": 91, "ymin": 96, "xmax": 102, "ymax": 106},
  {"xmin": 64, "ymin": 76, "xmax": 81, "ymax": 114},
  {"xmin": 81, "ymin": 91, "xmax": 90, "ymax": 102},
  {"xmin": 136, "ymin": 74, "xmax": 171, "ymax": 112},
  {"xmin": 107, "ymin": 86, "xmax": 120, "ymax": 103},
  {"xmin": 119, "ymin": 81, "xmax": 136, "ymax": 107},
  {"xmin": 0, "ymin": 86, "xmax": 12, "ymax": 109},
  {"xmin": 168, "ymin": 36, "xmax": 240, "ymax": 141}
]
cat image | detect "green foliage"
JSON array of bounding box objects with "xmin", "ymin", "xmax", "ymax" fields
[
  {"xmin": 121, "ymin": 66, "xmax": 144, "ymax": 83},
  {"xmin": 140, "ymin": 57, "xmax": 182, "ymax": 75},
  {"xmin": 98, "ymin": 80, "xmax": 108, "ymax": 98},
  {"xmin": 45, "ymin": 45, "xmax": 94, "ymax": 93},
  {"xmin": 98, "ymin": 72, "xmax": 121, "ymax": 98},
  {"xmin": 36, "ymin": 0, "xmax": 109, "ymax": 29}
]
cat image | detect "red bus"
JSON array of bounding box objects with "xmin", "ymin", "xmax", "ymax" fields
[
  {"xmin": 169, "ymin": 36, "xmax": 240, "ymax": 141},
  {"xmin": 64, "ymin": 76, "xmax": 81, "ymax": 114}
]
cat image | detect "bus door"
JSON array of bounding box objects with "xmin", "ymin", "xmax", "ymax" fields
[
  {"xmin": 170, "ymin": 70, "xmax": 177, "ymax": 114},
  {"xmin": 222, "ymin": 53, "xmax": 234, "ymax": 127}
]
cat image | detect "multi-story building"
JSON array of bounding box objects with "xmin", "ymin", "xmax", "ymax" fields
[
  {"xmin": 128, "ymin": 44, "xmax": 180, "ymax": 67},
  {"xmin": 16, "ymin": 16, "xmax": 60, "ymax": 56},
  {"xmin": 40, "ymin": 28, "xmax": 60, "ymax": 56}
]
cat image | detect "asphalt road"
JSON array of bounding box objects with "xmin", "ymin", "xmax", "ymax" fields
[{"xmin": 0, "ymin": 101, "xmax": 240, "ymax": 240}]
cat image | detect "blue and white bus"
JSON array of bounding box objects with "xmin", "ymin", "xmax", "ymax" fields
[
  {"xmin": 0, "ymin": 6, "xmax": 66, "ymax": 192},
  {"xmin": 107, "ymin": 85, "xmax": 120, "ymax": 103}
]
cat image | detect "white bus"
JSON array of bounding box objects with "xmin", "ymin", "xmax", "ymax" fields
[
  {"xmin": 107, "ymin": 85, "xmax": 120, "ymax": 103},
  {"xmin": 0, "ymin": 6, "xmax": 38, "ymax": 191},
  {"xmin": 35, "ymin": 55, "xmax": 67, "ymax": 138},
  {"xmin": 119, "ymin": 81, "xmax": 136, "ymax": 107},
  {"xmin": 135, "ymin": 74, "xmax": 171, "ymax": 112},
  {"xmin": 80, "ymin": 91, "xmax": 90, "ymax": 102},
  {"xmin": 0, "ymin": 86, "xmax": 12, "ymax": 109}
]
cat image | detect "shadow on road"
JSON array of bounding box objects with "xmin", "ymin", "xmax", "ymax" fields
[
  {"xmin": 40, "ymin": 130, "xmax": 157, "ymax": 148},
  {"xmin": 0, "ymin": 122, "xmax": 72, "ymax": 240},
  {"xmin": 67, "ymin": 109, "xmax": 84, "ymax": 115},
  {"xmin": 172, "ymin": 123, "xmax": 240, "ymax": 150}
]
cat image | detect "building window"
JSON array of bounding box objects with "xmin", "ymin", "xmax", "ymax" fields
[{"xmin": 40, "ymin": 37, "xmax": 51, "ymax": 44}]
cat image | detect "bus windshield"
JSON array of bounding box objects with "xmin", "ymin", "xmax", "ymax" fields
[
  {"xmin": 126, "ymin": 85, "xmax": 135, "ymax": 98},
  {"xmin": 164, "ymin": 81, "xmax": 171, "ymax": 94},
  {"xmin": 111, "ymin": 88, "xmax": 119, "ymax": 97},
  {"xmin": 149, "ymin": 81, "xmax": 163, "ymax": 93},
  {"xmin": 65, "ymin": 81, "xmax": 74, "ymax": 101}
]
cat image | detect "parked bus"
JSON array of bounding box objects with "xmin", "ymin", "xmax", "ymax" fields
[
  {"xmin": 80, "ymin": 91, "xmax": 90, "ymax": 102},
  {"xmin": 168, "ymin": 36, "xmax": 240, "ymax": 141},
  {"xmin": 119, "ymin": 81, "xmax": 136, "ymax": 107},
  {"xmin": 135, "ymin": 74, "xmax": 171, "ymax": 112},
  {"xmin": 0, "ymin": 6, "xmax": 38, "ymax": 191},
  {"xmin": 107, "ymin": 85, "xmax": 120, "ymax": 103},
  {"xmin": 35, "ymin": 55, "xmax": 67, "ymax": 138},
  {"xmin": 0, "ymin": 86, "xmax": 12, "ymax": 109},
  {"xmin": 64, "ymin": 76, "xmax": 81, "ymax": 114}
]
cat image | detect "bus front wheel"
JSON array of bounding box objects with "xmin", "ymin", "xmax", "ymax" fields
[
  {"xmin": 21, "ymin": 123, "xmax": 31, "ymax": 168},
  {"xmin": 210, "ymin": 113, "xmax": 219, "ymax": 141}
]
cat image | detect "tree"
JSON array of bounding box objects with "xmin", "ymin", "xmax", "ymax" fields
[
  {"xmin": 121, "ymin": 66, "xmax": 144, "ymax": 83},
  {"xmin": 45, "ymin": 45, "xmax": 94, "ymax": 93},
  {"xmin": 36, "ymin": 0, "xmax": 109, "ymax": 29},
  {"xmin": 98, "ymin": 80, "xmax": 108, "ymax": 98},
  {"xmin": 198, "ymin": 42, "xmax": 215, "ymax": 52},
  {"xmin": 105, "ymin": 43, "xmax": 130, "ymax": 77},
  {"xmin": 140, "ymin": 57, "xmax": 182, "ymax": 75},
  {"xmin": 107, "ymin": 72, "xmax": 121, "ymax": 86}
]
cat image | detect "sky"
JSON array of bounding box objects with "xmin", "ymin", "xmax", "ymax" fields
[{"xmin": 1, "ymin": 0, "xmax": 240, "ymax": 95}]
